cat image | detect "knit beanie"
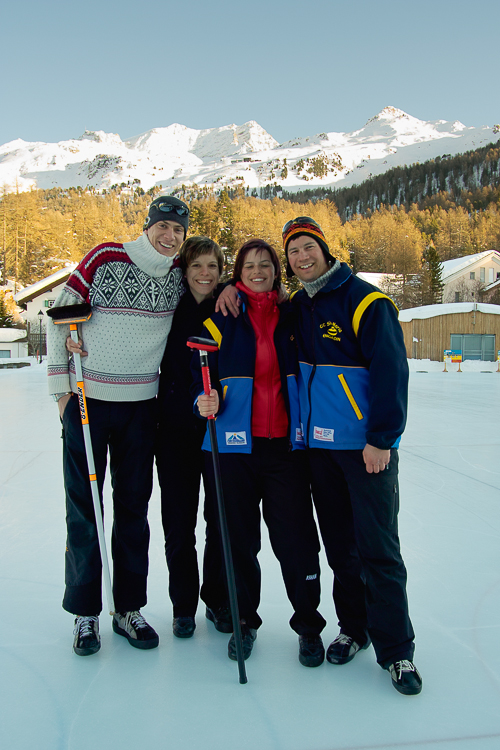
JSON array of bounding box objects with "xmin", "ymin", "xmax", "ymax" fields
[
  {"xmin": 144, "ymin": 196, "xmax": 190, "ymax": 237},
  {"xmin": 282, "ymin": 216, "xmax": 335, "ymax": 277}
]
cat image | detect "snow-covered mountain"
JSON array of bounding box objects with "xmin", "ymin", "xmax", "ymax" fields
[{"xmin": 1, "ymin": 107, "xmax": 498, "ymax": 195}]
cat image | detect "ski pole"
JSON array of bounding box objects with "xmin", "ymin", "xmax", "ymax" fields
[
  {"xmin": 47, "ymin": 303, "xmax": 115, "ymax": 615},
  {"xmin": 187, "ymin": 336, "xmax": 247, "ymax": 685}
]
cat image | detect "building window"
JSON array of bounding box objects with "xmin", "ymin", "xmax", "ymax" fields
[
  {"xmin": 44, "ymin": 299, "xmax": 55, "ymax": 308},
  {"xmin": 470, "ymin": 272, "xmax": 475, "ymax": 280},
  {"xmin": 450, "ymin": 333, "xmax": 496, "ymax": 361},
  {"xmin": 455, "ymin": 292, "xmax": 461, "ymax": 302},
  {"xmin": 480, "ymin": 268, "xmax": 485, "ymax": 282},
  {"xmin": 489, "ymin": 268, "xmax": 494, "ymax": 283}
]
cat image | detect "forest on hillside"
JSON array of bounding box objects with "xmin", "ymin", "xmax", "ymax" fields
[
  {"xmin": 274, "ymin": 139, "xmax": 500, "ymax": 217},
  {"xmin": 1, "ymin": 142, "xmax": 500, "ymax": 310}
]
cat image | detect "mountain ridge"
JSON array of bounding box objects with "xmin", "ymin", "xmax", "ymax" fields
[{"xmin": 1, "ymin": 107, "xmax": 497, "ymax": 195}]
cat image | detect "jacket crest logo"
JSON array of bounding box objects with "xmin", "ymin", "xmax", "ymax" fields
[
  {"xmin": 320, "ymin": 320, "xmax": 342, "ymax": 341},
  {"xmin": 225, "ymin": 431, "xmax": 247, "ymax": 446}
]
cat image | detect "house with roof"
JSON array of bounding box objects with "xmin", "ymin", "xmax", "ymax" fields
[
  {"xmin": 441, "ymin": 250, "xmax": 500, "ymax": 303},
  {"xmin": 13, "ymin": 264, "xmax": 77, "ymax": 325},
  {"xmin": 358, "ymin": 252, "xmax": 500, "ymax": 308},
  {"xmin": 12, "ymin": 265, "xmax": 76, "ymax": 357}
]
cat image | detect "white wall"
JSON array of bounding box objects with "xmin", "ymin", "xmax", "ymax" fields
[
  {"xmin": 23, "ymin": 281, "xmax": 67, "ymax": 328},
  {"xmin": 443, "ymin": 254, "xmax": 500, "ymax": 302},
  {"xmin": 0, "ymin": 333, "xmax": 28, "ymax": 358}
]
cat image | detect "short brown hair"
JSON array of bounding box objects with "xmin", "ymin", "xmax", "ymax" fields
[
  {"xmin": 232, "ymin": 239, "xmax": 282, "ymax": 291},
  {"xmin": 179, "ymin": 236, "xmax": 224, "ymax": 275}
]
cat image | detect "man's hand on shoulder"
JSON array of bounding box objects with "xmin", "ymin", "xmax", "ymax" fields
[
  {"xmin": 277, "ymin": 283, "xmax": 289, "ymax": 304},
  {"xmin": 215, "ymin": 285, "xmax": 240, "ymax": 317},
  {"xmin": 363, "ymin": 444, "xmax": 390, "ymax": 474}
]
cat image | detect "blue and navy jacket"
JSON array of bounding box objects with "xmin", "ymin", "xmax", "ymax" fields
[
  {"xmin": 192, "ymin": 292, "xmax": 304, "ymax": 454},
  {"xmin": 292, "ymin": 263, "xmax": 409, "ymax": 451}
]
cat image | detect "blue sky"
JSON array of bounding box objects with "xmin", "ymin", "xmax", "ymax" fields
[{"xmin": 1, "ymin": 0, "xmax": 498, "ymax": 146}]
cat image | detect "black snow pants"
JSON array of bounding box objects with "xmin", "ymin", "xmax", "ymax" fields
[
  {"xmin": 61, "ymin": 395, "xmax": 156, "ymax": 616},
  {"xmin": 156, "ymin": 418, "xmax": 226, "ymax": 618},
  {"xmin": 203, "ymin": 437, "xmax": 326, "ymax": 635},
  {"xmin": 308, "ymin": 447, "xmax": 415, "ymax": 666}
]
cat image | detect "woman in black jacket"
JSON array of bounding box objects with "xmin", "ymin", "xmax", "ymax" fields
[{"xmin": 156, "ymin": 236, "xmax": 229, "ymax": 639}]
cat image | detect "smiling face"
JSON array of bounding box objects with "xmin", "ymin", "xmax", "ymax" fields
[
  {"xmin": 287, "ymin": 235, "xmax": 329, "ymax": 283},
  {"xmin": 240, "ymin": 248, "xmax": 276, "ymax": 293},
  {"xmin": 185, "ymin": 252, "xmax": 220, "ymax": 303},
  {"xmin": 145, "ymin": 220, "xmax": 185, "ymax": 257}
]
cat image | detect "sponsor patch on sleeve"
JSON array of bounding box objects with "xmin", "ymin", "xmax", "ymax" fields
[
  {"xmin": 295, "ymin": 426, "xmax": 304, "ymax": 442},
  {"xmin": 314, "ymin": 426, "xmax": 334, "ymax": 442},
  {"xmin": 225, "ymin": 431, "xmax": 247, "ymax": 446}
]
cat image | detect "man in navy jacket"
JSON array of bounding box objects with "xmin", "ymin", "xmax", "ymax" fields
[{"xmin": 282, "ymin": 216, "xmax": 421, "ymax": 696}]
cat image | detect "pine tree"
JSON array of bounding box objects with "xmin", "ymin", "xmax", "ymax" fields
[
  {"xmin": 420, "ymin": 245, "xmax": 443, "ymax": 304},
  {"xmin": 0, "ymin": 291, "xmax": 15, "ymax": 327}
]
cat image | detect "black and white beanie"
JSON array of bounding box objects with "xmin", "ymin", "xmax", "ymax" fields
[{"xmin": 144, "ymin": 196, "xmax": 190, "ymax": 237}]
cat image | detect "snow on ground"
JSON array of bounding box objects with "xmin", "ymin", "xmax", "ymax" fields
[{"xmin": 1, "ymin": 359, "xmax": 499, "ymax": 750}]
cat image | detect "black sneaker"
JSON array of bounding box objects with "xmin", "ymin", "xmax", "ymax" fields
[
  {"xmin": 388, "ymin": 660, "xmax": 422, "ymax": 695},
  {"xmin": 206, "ymin": 605, "xmax": 233, "ymax": 633},
  {"xmin": 172, "ymin": 616, "xmax": 196, "ymax": 638},
  {"xmin": 228, "ymin": 624, "xmax": 257, "ymax": 661},
  {"xmin": 298, "ymin": 634, "xmax": 325, "ymax": 667},
  {"xmin": 112, "ymin": 611, "xmax": 159, "ymax": 650},
  {"xmin": 326, "ymin": 633, "xmax": 370, "ymax": 665},
  {"xmin": 73, "ymin": 615, "xmax": 100, "ymax": 656}
]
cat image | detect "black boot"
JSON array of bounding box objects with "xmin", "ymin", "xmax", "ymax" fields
[
  {"xmin": 206, "ymin": 605, "xmax": 233, "ymax": 633},
  {"xmin": 298, "ymin": 634, "xmax": 325, "ymax": 667},
  {"xmin": 228, "ymin": 624, "xmax": 257, "ymax": 660},
  {"xmin": 173, "ymin": 616, "xmax": 196, "ymax": 638}
]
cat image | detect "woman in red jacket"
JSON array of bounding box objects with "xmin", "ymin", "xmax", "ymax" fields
[{"xmin": 197, "ymin": 240, "xmax": 326, "ymax": 666}]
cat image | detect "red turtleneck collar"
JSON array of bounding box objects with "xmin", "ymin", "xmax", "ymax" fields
[
  {"xmin": 235, "ymin": 281, "xmax": 278, "ymax": 310},
  {"xmin": 235, "ymin": 281, "xmax": 287, "ymax": 438}
]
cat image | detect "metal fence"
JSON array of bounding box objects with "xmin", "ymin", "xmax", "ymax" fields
[{"xmin": 26, "ymin": 325, "xmax": 47, "ymax": 358}]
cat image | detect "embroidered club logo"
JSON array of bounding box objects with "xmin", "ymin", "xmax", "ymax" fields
[
  {"xmin": 314, "ymin": 426, "xmax": 334, "ymax": 442},
  {"xmin": 225, "ymin": 431, "xmax": 247, "ymax": 446},
  {"xmin": 320, "ymin": 320, "xmax": 342, "ymax": 341}
]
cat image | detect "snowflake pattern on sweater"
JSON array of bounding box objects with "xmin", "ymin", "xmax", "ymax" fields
[{"xmin": 47, "ymin": 235, "xmax": 184, "ymax": 402}]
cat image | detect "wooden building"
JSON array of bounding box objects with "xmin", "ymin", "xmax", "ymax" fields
[{"xmin": 398, "ymin": 302, "xmax": 500, "ymax": 361}]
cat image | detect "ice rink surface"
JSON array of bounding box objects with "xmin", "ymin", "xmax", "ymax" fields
[{"xmin": 1, "ymin": 359, "xmax": 499, "ymax": 750}]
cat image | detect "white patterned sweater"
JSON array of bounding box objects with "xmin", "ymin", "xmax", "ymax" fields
[{"xmin": 47, "ymin": 233, "xmax": 184, "ymax": 402}]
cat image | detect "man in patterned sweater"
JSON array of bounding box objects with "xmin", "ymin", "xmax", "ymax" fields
[{"xmin": 47, "ymin": 196, "xmax": 189, "ymax": 656}]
